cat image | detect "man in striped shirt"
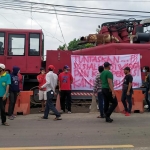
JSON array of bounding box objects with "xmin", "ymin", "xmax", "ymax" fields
[{"xmin": 93, "ymin": 66, "xmax": 104, "ymax": 118}]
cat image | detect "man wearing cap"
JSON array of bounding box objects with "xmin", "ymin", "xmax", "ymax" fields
[
  {"xmin": 0, "ymin": 63, "xmax": 10, "ymax": 126},
  {"xmin": 100, "ymin": 62, "xmax": 118, "ymax": 123},
  {"xmin": 37, "ymin": 67, "xmax": 47, "ymax": 112},
  {"xmin": 59, "ymin": 65, "xmax": 73, "ymax": 113},
  {"xmin": 41, "ymin": 65, "xmax": 62, "ymax": 120},
  {"xmin": 121, "ymin": 67, "xmax": 133, "ymax": 116}
]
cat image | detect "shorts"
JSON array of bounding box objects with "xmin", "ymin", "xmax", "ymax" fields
[{"xmin": 39, "ymin": 90, "xmax": 47, "ymax": 100}]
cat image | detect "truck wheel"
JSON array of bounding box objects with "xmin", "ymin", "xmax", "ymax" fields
[{"xmin": 30, "ymin": 86, "xmax": 41, "ymax": 105}]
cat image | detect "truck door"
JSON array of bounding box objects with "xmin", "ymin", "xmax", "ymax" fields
[
  {"xmin": 26, "ymin": 33, "xmax": 41, "ymax": 73},
  {"xmin": 0, "ymin": 32, "xmax": 5, "ymax": 64},
  {"xmin": 5, "ymin": 33, "xmax": 27, "ymax": 72}
]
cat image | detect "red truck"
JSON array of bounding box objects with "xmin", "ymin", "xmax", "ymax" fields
[{"xmin": 0, "ymin": 18, "xmax": 150, "ymax": 104}]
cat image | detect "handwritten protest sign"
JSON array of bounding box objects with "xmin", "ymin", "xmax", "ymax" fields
[{"xmin": 71, "ymin": 54, "xmax": 142, "ymax": 90}]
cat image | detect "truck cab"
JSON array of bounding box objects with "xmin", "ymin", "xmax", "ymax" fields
[{"xmin": 0, "ymin": 29, "xmax": 44, "ymax": 74}]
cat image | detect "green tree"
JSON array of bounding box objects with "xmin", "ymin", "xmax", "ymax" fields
[
  {"xmin": 57, "ymin": 44, "xmax": 66, "ymax": 50},
  {"xmin": 58, "ymin": 38, "xmax": 94, "ymax": 51}
]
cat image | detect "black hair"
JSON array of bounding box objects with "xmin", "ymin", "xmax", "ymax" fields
[
  {"xmin": 49, "ymin": 68, "xmax": 53, "ymax": 71},
  {"xmin": 40, "ymin": 67, "xmax": 45, "ymax": 71},
  {"xmin": 5, "ymin": 69, "xmax": 11, "ymax": 74},
  {"xmin": 98, "ymin": 66, "xmax": 104, "ymax": 73},
  {"xmin": 144, "ymin": 66, "xmax": 149, "ymax": 72},
  {"xmin": 57, "ymin": 69, "xmax": 63, "ymax": 75}
]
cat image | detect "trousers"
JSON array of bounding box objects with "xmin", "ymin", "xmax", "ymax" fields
[
  {"xmin": 0, "ymin": 97, "xmax": 6, "ymax": 123},
  {"xmin": 8, "ymin": 92, "xmax": 18, "ymax": 116},
  {"xmin": 102, "ymin": 88, "xmax": 118, "ymax": 118},
  {"xmin": 60, "ymin": 90, "xmax": 71, "ymax": 112},
  {"xmin": 44, "ymin": 90, "xmax": 60, "ymax": 118}
]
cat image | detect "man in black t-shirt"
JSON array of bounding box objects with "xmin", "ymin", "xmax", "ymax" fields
[{"xmin": 121, "ymin": 67, "xmax": 133, "ymax": 116}]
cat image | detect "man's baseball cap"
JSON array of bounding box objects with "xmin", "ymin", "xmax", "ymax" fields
[
  {"xmin": 0, "ymin": 63, "xmax": 5, "ymax": 69},
  {"xmin": 124, "ymin": 67, "xmax": 130, "ymax": 71},
  {"xmin": 48, "ymin": 65, "xmax": 55, "ymax": 70},
  {"xmin": 64, "ymin": 65, "xmax": 70, "ymax": 69},
  {"xmin": 104, "ymin": 62, "xmax": 111, "ymax": 67}
]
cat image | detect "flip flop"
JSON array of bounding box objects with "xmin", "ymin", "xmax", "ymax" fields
[
  {"xmin": 39, "ymin": 110, "xmax": 44, "ymax": 112},
  {"xmin": 97, "ymin": 116, "xmax": 104, "ymax": 118},
  {"xmin": 53, "ymin": 117, "xmax": 62, "ymax": 121},
  {"xmin": 2, "ymin": 122, "xmax": 9, "ymax": 126},
  {"xmin": 41, "ymin": 116, "xmax": 48, "ymax": 119}
]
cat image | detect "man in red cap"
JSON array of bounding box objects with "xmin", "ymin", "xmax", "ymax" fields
[
  {"xmin": 40, "ymin": 65, "xmax": 62, "ymax": 120},
  {"xmin": 59, "ymin": 65, "xmax": 73, "ymax": 113}
]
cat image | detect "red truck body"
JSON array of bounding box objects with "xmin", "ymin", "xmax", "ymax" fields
[
  {"xmin": 0, "ymin": 18, "xmax": 150, "ymax": 98},
  {"xmin": 46, "ymin": 43, "xmax": 150, "ymax": 80}
]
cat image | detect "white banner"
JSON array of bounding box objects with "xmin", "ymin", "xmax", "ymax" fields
[{"xmin": 71, "ymin": 54, "xmax": 142, "ymax": 90}]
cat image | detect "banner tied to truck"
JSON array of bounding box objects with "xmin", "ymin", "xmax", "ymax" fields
[{"xmin": 71, "ymin": 54, "xmax": 142, "ymax": 90}]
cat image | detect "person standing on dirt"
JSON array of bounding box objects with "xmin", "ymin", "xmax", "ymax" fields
[
  {"xmin": 93, "ymin": 66, "xmax": 104, "ymax": 118},
  {"xmin": 142, "ymin": 66, "xmax": 150, "ymax": 111},
  {"xmin": 8, "ymin": 66, "xmax": 20, "ymax": 120},
  {"xmin": 37, "ymin": 67, "xmax": 47, "ymax": 112},
  {"xmin": 121, "ymin": 67, "xmax": 133, "ymax": 116},
  {"xmin": 59, "ymin": 65, "xmax": 73, "ymax": 114},
  {"xmin": 0, "ymin": 64, "xmax": 10, "ymax": 126},
  {"xmin": 100, "ymin": 62, "xmax": 118, "ymax": 123},
  {"xmin": 41, "ymin": 65, "xmax": 62, "ymax": 120}
]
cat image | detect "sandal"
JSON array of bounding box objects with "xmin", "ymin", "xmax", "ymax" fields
[
  {"xmin": 97, "ymin": 116, "xmax": 104, "ymax": 118},
  {"xmin": 41, "ymin": 116, "xmax": 48, "ymax": 119},
  {"xmin": 54, "ymin": 117, "xmax": 62, "ymax": 121},
  {"xmin": 39, "ymin": 110, "xmax": 44, "ymax": 113},
  {"xmin": 2, "ymin": 122, "xmax": 9, "ymax": 126}
]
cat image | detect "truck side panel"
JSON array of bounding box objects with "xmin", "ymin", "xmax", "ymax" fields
[{"xmin": 46, "ymin": 50, "xmax": 72, "ymax": 73}]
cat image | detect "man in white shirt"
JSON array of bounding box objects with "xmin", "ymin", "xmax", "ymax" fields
[{"xmin": 40, "ymin": 65, "xmax": 62, "ymax": 121}]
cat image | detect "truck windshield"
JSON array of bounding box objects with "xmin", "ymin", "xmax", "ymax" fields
[
  {"xmin": 8, "ymin": 34, "xmax": 25, "ymax": 56},
  {"xmin": 29, "ymin": 33, "xmax": 40, "ymax": 56}
]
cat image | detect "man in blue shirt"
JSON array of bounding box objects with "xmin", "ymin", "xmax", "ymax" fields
[{"xmin": 0, "ymin": 63, "xmax": 11, "ymax": 126}]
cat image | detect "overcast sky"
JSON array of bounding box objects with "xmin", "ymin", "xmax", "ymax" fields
[{"xmin": 0, "ymin": 0, "xmax": 150, "ymax": 55}]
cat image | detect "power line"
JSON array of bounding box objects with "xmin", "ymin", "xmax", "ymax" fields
[
  {"xmin": 0, "ymin": 8, "xmax": 64, "ymax": 43},
  {"xmin": 0, "ymin": 14, "xmax": 18, "ymax": 28},
  {"xmin": 2, "ymin": 0, "xmax": 150, "ymax": 14},
  {"xmin": 0, "ymin": 6, "xmax": 126, "ymax": 20},
  {"xmin": 53, "ymin": 6, "xmax": 67, "ymax": 45},
  {"xmin": 9, "ymin": 0, "xmax": 150, "ymax": 13},
  {"xmin": 0, "ymin": 2, "xmax": 150, "ymax": 20},
  {"xmin": 0, "ymin": 2, "xmax": 148, "ymax": 18},
  {"xmin": 30, "ymin": 17, "xmax": 63, "ymax": 43}
]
